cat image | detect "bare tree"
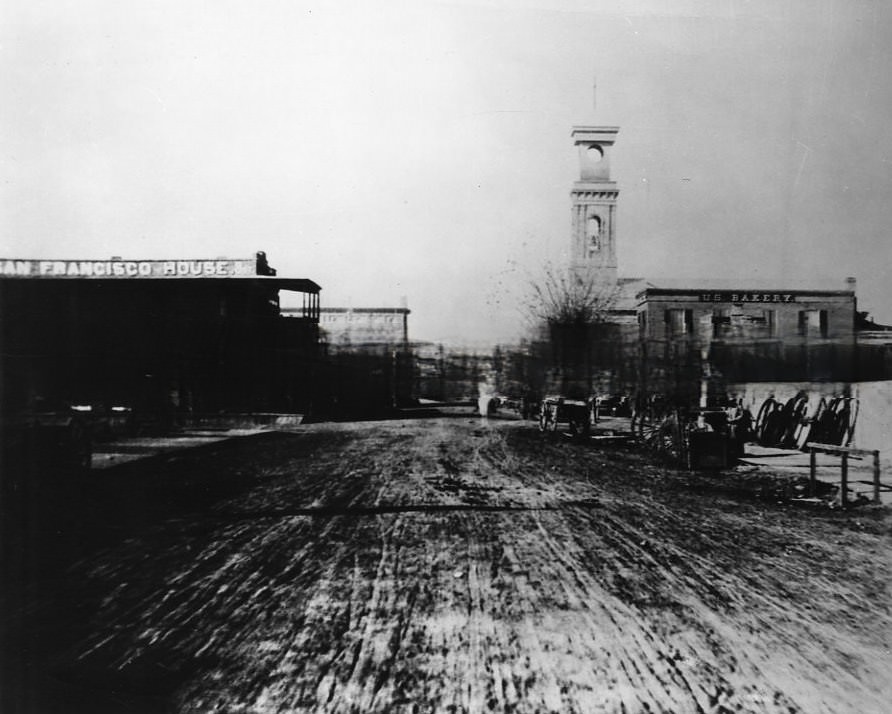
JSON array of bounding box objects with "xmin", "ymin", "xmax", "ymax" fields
[
  {"xmin": 519, "ymin": 263, "xmax": 622, "ymax": 398},
  {"xmin": 522, "ymin": 263, "xmax": 620, "ymax": 328}
]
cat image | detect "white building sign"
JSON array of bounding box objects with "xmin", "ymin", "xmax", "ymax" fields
[{"xmin": 0, "ymin": 259, "xmax": 260, "ymax": 279}]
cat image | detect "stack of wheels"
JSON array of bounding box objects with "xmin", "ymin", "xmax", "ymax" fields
[
  {"xmin": 808, "ymin": 396, "xmax": 859, "ymax": 447},
  {"xmin": 778, "ymin": 393, "xmax": 810, "ymax": 448},
  {"xmin": 755, "ymin": 394, "xmax": 859, "ymax": 449},
  {"xmin": 754, "ymin": 394, "xmax": 809, "ymax": 448}
]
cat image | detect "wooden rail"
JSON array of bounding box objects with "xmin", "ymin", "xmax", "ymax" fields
[{"xmin": 806, "ymin": 442, "xmax": 883, "ymax": 506}]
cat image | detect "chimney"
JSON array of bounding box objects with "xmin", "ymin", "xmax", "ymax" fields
[{"xmin": 845, "ymin": 276, "xmax": 857, "ymax": 292}]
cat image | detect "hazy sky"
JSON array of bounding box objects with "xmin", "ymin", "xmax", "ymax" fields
[{"xmin": 3, "ymin": 0, "xmax": 891, "ymax": 343}]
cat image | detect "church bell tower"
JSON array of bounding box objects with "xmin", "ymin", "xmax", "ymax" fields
[{"xmin": 569, "ymin": 124, "xmax": 619, "ymax": 288}]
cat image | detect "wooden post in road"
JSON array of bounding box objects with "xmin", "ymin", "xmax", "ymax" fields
[
  {"xmin": 809, "ymin": 448, "xmax": 817, "ymax": 497},
  {"xmin": 840, "ymin": 452, "xmax": 848, "ymax": 507}
]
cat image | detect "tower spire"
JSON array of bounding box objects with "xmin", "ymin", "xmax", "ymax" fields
[{"xmin": 592, "ymin": 75, "xmax": 597, "ymax": 116}]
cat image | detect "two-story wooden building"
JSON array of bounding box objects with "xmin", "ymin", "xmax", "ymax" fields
[{"xmin": 0, "ymin": 252, "xmax": 321, "ymax": 429}]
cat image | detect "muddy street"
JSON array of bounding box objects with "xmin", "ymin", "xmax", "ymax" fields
[{"xmin": 4, "ymin": 413, "xmax": 892, "ymax": 713}]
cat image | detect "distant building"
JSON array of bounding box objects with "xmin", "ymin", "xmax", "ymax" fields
[
  {"xmin": 411, "ymin": 342, "xmax": 496, "ymax": 403},
  {"xmin": 281, "ymin": 304, "xmax": 413, "ymax": 415},
  {"xmin": 314, "ymin": 306, "xmax": 409, "ymax": 349}
]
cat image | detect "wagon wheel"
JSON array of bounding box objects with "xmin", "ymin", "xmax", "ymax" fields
[
  {"xmin": 631, "ymin": 394, "xmax": 666, "ymax": 436},
  {"xmin": 808, "ymin": 397, "xmax": 831, "ymax": 445},
  {"xmin": 755, "ymin": 397, "xmax": 786, "ymax": 447},
  {"xmin": 842, "ymin": 398, "xmax": 859, "ymax": 447},
  {"xmin": 753, "ymin": 397, "xmax": 776, "ymax": 444},
  {"xmin": 636, "ymin": 407, "xmax": 687, "ymax": 465},
  {"xmin": 780, "ymin": 394, "xmax": 809, "ymax": 449},
  {"xmin": 827, "ymin": 397, "xmax": 858, "ymax": 447}
]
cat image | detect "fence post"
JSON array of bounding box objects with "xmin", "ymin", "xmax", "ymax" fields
[
  {"xmin": 874, "ymin": 450, "xmax": 881, "ymax": 505},
  {"xmin": 840, "ymin": 452, "xmax": 848, "ymax": 507}
]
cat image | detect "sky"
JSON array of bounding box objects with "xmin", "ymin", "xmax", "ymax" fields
[{"xmin": 2, "ymin": 0, "xmax": 891, "ymax": 344}]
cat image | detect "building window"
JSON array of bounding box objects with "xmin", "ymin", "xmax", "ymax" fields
[
  {"xmin": 765, "ymin": 310, "xmax": 777, "ymax": 337},
  {"xmin": 713, "ymin": 308, "xmax": 776, "ymax": 339},
  {"xmin": 747, "ymin": 309, "xmax": 776, "ymax": 338},
  {"xmin": 798, "ymin": 309, "xmax": 828, "ymax": 338},
  {"xmin": 665, "ymin": 309, "xmax": 693, "ymax": 337},
  {"xmin": 712, "ymin": 308, "xmax": 732, "ymax": 337}
]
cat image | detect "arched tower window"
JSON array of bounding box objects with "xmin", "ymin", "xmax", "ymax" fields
[{"xmin": 587, "ymin": 215, "xmax": 602, "ymax": 254}]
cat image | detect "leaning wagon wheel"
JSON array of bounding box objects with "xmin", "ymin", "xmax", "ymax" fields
[
  {"xmin": 754, "ymin": 397, "xmax": 777, "ymax": 445},
  {"xmin": 842, "ymin": 398, "xmax": 859, "ymax": 447},
  {"xmin": 808, "ymin": 397, "xmax": 831, "ymax": 444},
  {"xmin": 827, "ymin": 397, "xmax": 859, "ymax": 447},
  {"xmin": 631, "ymin": 393, "xmax": 665, "ymax": 436},
  {"xmin": 780, "ymin": 394, "xmax": 809, "ymax": 449},
  {"xmin": 633, "ymin": 403, "xmax": 655, "ymax": 441},
  {"xmin": 806, "ymin": 396, "xmax": 858, "ymax": 447},
  {"xmin": 635, "ymin": 406, "xmax": 687, "ymax": 465},
  {"xmin": 633, "ymin": 397, "xmax": 670, "ymax": 440}
]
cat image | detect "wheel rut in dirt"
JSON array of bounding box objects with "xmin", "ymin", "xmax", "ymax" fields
[{"xmin": 10, "ymin": 416, "xmax": 891, "ymax": 713}]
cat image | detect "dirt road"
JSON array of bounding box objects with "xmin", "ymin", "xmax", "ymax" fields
[{"xmin": 5, "ymin": 413, "xmax": 891, "ymax": 713}]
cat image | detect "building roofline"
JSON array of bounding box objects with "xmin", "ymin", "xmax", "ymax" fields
[
  {"xmin": 314, "ymin": 307, "xmax": 410, "ymax": 314},
  {"xmin": 636, "ymin": 287, "xmax": 855, "ymax": 300},
  {"xmin": 0, "ymin": 275, "xmax": 321, "ymax": 293},
  {"xmin": 0, "ymin": 255, "xmax": 319, "ymax": 292}
]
